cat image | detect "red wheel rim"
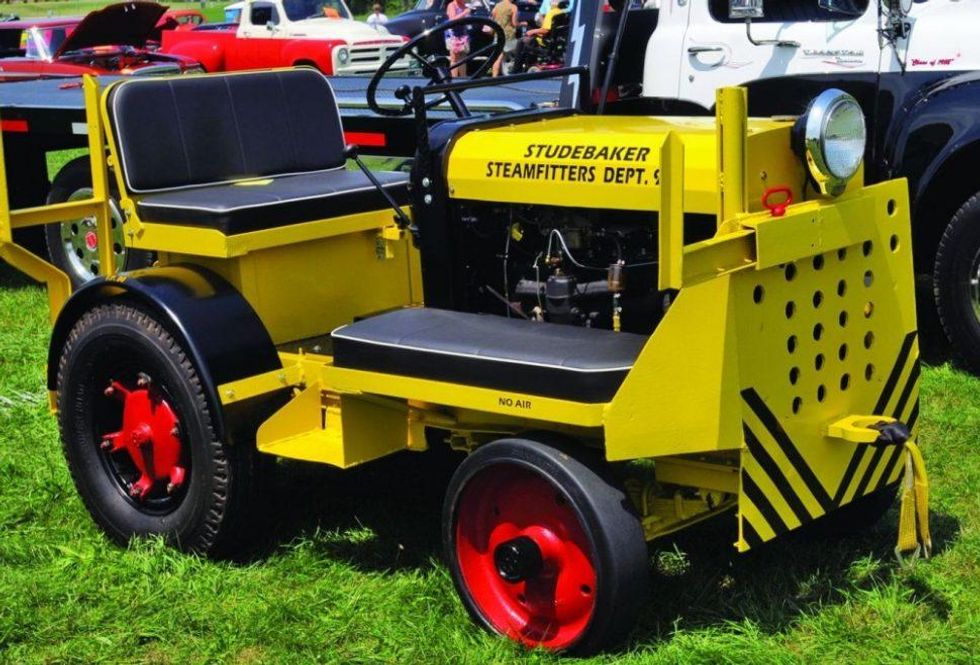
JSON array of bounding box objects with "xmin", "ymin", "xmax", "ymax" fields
[
  {"xmin": 455, "ymin": 464, "xmax": 597, "ymax": 650},
  {"xmin": 99, "ymin": 373, "xmax": 187, "ymax": 506}
]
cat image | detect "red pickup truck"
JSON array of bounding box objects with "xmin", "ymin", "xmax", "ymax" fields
[{"xmin": 161, "ymin": 0, "xmax": 409, "ymax": 75}]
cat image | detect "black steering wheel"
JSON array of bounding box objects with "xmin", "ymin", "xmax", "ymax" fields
[{"xmin": 367, "ymin": 16, "xmax": 506, "ymax": 118}]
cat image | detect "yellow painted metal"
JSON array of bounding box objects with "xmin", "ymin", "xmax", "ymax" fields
[
  {"xmin": 655, "ymin": 457, "xmax": 740, "ymax": 494},
  {"xmin": 734, "ymin": 179, "xmax": 917, "ymax": 551},
  {"xmin": 218, "ymin": 362, "xmax": 305, "ymax": 404},
  {"xmin": 322, "ymin": 364, "xmax": 607, "ymax": 428},
  {"xmin": 716, "ymin": 87, "xmax": 748, "ymax": 223},
  {"xmin": 826, "ymin": 415, "xmax": 898, "ymax": 444},
  {"xmin": 658, "ymin": 132, "xmax": 684, "ymax": 291},
  {"xmin": 83, "ymin": 75, "xmax": 116, "ymax": 278},
  {"xmin": 681, "ymin": 229, "xmax": 757, "ymax": 287},
  {"xmin": 445, "ymin": 114, "xmax": 795, "ymax": 215}
]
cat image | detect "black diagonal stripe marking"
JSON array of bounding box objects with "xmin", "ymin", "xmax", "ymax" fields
[
  {"xmin": 907, "ymin": 399, "xmax": 920, "ymax": 431},
  {"xmin": 892, "ymin": 360, "xmax": 920, "ymax": 421},
  {"xmin": 875, "ymin": 444, "xmax": 905, "ymax": 492},
  {"xmin": 742, "ymin": 518, "xmax": 763, "ymax": 549},
  {"xmin": 873, "ymin": 331, "xmax": 917, "ymax": 416},
  {"xmin": 744, "ymin": 424, "xmax": 813, "ymax": 524},
  {"xmin": 852, "ymin": 445, "xmax": 887, "ymax": 498},
  {"xmin": 832, "ymin": 445, "xmax": 868, "ymax": 506},
  {"xmin": 742, "ymin": 388, "xmax": 834, "ymax": 513},
  {"xmin": 741, "ymin": 470, "xmax": 788, "ymax": 536}
]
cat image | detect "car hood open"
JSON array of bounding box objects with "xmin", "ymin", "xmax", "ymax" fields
[{"xmin": 55, "ymin": 1, "xmax": 167, "ymax": 57}]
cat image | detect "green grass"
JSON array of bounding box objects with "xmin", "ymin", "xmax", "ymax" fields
[
  {"xmin": 4, "ymin": 1, "xmax": 229, "ymax": 23},
  {"xmin": 1, "ymin": 257, "xmax": 979, "ymax": 664}
]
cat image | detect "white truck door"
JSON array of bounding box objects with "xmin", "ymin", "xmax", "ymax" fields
[
  {"xmin": 646, "ymin": 0, "xmax": 881, "ymax": 109},
  {"xmin": 240, "ymin": 1, "xmax": 285, "ymax": 38},
  {"xmin": 641, "ymin": 0, "xmax": 693, "ymax": 100}
]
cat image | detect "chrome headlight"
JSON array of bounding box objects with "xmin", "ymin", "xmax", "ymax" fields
[
  {"xmin": 794, "ymin": 89, "xmax": 866, "ymax": 196},
  {"xmin": 336, "ymin": 47, "xmax": 350, "ymax": 65}
]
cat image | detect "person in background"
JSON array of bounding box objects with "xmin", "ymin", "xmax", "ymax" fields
[
  {"xmin": 490, "ymin": 0, "xmax": 520, "ymax": 76},
  {"xmin": 512, "ymin": 0, "xmax": 561, "ymax": 72},
  {"xmin": 366, "ymin": 3, "xmax": 388, "ymax": 28},
  {"xmin": 445, "ymin": 0, "xmax": 471, "ymax": 76}
]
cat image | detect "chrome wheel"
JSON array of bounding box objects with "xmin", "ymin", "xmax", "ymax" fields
[{"xmin": 58, "ymin": 188, "xmax": 127, "ymax": 283}]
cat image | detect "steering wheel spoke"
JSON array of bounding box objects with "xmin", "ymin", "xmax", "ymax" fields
[{"xmin": 366, "ymin": 15, "xmax": 506, "ymax": 118}]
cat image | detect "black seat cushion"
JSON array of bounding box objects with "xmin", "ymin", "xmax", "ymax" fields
[
  {"xmin": 332, "ymin": 308, "xmax": 648, "ymax": 403},
  {"xmin": 136, "ymin": 169, "xmax": 410, "ymax": 235},
  {"xmin": 108, "ymin": 69, "xmax": 346, "ymax": 193}
]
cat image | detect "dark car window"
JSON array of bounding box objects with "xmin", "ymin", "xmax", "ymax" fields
[
  {"xmin": 413, "ymin": 0, "xmax": 444, "ymax": 10},
  {"xmin": 0, "ymin": 28, "xmax": 24, "ymax": 57},
  {"xmin": 282, "ymin": 0, "xmax": 353, "ymax": 21},
  {"xmin": 708, "ymin": 0, "xmax": 869, "ymax": 22},
  {"xmin": 250, "ymin": 3, "xmax": 281, "ymax": 25}
]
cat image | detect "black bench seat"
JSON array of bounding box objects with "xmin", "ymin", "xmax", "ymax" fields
[
  {"xmin": 136, "ymin": 170, "xmax": 409, "ymax": 235},
  {"xmin": 331, "ymin": 308, "xmax": 648, "ymax": 403},
  {"xmin": 107, "ymin": 68, "xmax": 407, "ymax": 235}
]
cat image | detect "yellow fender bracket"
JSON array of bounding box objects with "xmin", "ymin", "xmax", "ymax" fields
[{"xmin": 897, "ymin": 441, "xmax": 932, "ymax": 564}]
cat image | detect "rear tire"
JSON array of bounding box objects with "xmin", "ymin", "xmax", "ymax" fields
[
  {"xmin": 444, "ymin": 437, "xmax": 649, "ymax": 654},
  {"xmin": 56, "ymin": 302, "xmax": 258, "ymax": 556},
  {"xmin": 44, "ymin": 156, "xmax": 153, "ymax": 288},
  {"xmin": 934, "ymin": 192, "xmax": 980, "ymax": 374}
]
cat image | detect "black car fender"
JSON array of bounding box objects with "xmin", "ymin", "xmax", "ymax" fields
[
  {"xmin": 885, "ymin": 71, "xmax": 980, "ymax": 266},
  {"xmin": 47, "ymin": 264, "xmax": 282, "ymax": 442}
]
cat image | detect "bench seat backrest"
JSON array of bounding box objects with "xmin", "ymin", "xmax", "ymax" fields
[{"xmin": 107, "ymin": 69, "xmax": 346, "ymax": 194}]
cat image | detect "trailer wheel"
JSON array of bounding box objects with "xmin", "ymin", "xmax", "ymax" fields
[
  {"xmin": 934, "ymin": 192, "xmax": 980, "ymax": 373},
  {"xmin": 56, "ymin": 302, "xmax": 257, "ymax": 556},
  {"xmin": 444, "ymin": 438, "xmax": 649, "ymax": 654},
  {"xmin": 44, "ymin": 156, "xmax": 153, "ymax": 288}
]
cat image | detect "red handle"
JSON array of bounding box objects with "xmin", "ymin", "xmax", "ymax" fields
[{"xmin": 762, "ymin": 186, "xmax": 793, "ymax": 217}]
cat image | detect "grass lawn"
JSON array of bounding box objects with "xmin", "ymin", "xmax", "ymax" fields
[{"xmin": 3, "ymin": 1, "xmax": 229, "ymax": 22}]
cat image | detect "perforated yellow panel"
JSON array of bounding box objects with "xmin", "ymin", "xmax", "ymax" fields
[{"xmin": 733, "ymin": 182, "xmax": 919, "ymax": 551}]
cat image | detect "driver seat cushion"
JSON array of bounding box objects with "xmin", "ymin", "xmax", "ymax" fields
[
  {"xmin": 107, "ymin": 69, "xmax": 408, "ymax": 234},
  {"xmin": 331, "ymin": 308, "xmax": 648, "ymax": 403}
]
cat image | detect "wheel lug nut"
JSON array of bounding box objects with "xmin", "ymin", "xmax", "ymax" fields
[
  {"xmin": 100, "ymin": 440, "xmax": 112, "ymax": 450},
  {"xmin": 104, "ymin": 386, "xmax": 114, "ymax": 397},
  {"xmin": 136, "ymin": 373, "xmax": 151, "ymax": 388},
  {"xmin": 166, "ymin": 482, "xmax": 176, "ymax": 494},
  {"xmin": 170, "ymin": 427, "xmax": 179, "ymax": 438}
]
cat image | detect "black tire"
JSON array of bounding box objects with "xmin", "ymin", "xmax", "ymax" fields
[
  {"xmin": 934, "ymin": 192, "xmax": 980, "ymax": 374},
  {"xmin": 56, "ymin": 302, "xmax": 258, "ymax": 556},
  {"xmin": 443, "ymin": 437, "xmax": 649, "ymax": 655},
  {"xmin": 44, "ymin": 156, "xmax": 154, "ymax": 288}
]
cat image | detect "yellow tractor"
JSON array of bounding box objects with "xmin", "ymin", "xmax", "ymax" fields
[{"xmin": 0, "ymin": 24, "xmax": 931, "ymax": 653}]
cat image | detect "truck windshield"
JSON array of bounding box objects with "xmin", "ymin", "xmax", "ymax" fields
[{"xmin": 282, "ymin": 0, "xmax": 353, "ymax": 21}]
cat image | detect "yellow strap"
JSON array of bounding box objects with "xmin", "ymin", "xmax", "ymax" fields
[{"xmin": 895, "ymin": 440, "xmax": 931, "ymax": 565}]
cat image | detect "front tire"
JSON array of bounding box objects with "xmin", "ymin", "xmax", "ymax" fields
[
  {"xmin": 934, "ymin": 192, "xmax": 980, "ymax": 374},
  {"xmin": 56, "ymin": 302, "xmax": 257, "ymax": 556},
  {"xmin": 443, "ymin": 437, "xmax": 649, "ymax": 654},
  {"xmin": 44, "ymin": 156, "xmax": 153, "ymax": 288}
]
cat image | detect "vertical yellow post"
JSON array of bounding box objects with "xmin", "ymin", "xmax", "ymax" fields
[
  {"xmin": 716, "ymin": 87, "xmax": 748, "ymax": 226},
  {"xmin": 82, "ymin": 74, "xmax": 116, "ymax": 277},
  {"xmin": 0, "ymin": 120, "xmax": 9, "ymax": 246},
  {"xmin": 658, "ymin": 131, "xmax": 684, "ymax": 291}
]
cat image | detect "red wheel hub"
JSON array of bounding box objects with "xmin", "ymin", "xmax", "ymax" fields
[
  {"xmin": 84, "ymin": 231, "xmax": 99, "ymax": 251},
  {"xmin": 455, "ymin": 465, "xmax": 597, "ymax": 650},
  {"xmin": 101, "ymin": 376, "xmax": 185, "ymax": 501}
]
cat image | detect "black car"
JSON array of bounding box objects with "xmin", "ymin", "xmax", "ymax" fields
[{"xmin": 386, "ymin": 0, "xmax": 538, "ymax": 56}]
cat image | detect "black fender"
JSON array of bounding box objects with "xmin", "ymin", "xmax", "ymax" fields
[
  {"xmin": 884, "ymin": 71, "xmax": 980, "ymax": 267},
  {"xmin": 47, "ymin": 264, "xmax": 281, "ymax": 441}
]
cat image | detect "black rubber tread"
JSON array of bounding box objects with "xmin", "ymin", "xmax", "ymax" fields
[
  {"xmin": 56, "ymin": 301, "xmax": 257, "ymax": 557},
  {"xmin": 933, "ymin": 191, "xmax": 980, "ymax": 374},
  {"xmin": 43, "ymin": 156, "xmax": 154, "ymax": 288},
  {"xmin": 443, "ymin": 436, "xmax": 650, "ymax": 655}
]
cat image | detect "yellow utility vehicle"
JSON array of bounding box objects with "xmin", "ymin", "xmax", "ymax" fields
[{"xmin": 0, "ymin": 21, "xmax": 931, "ymax": 652}]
